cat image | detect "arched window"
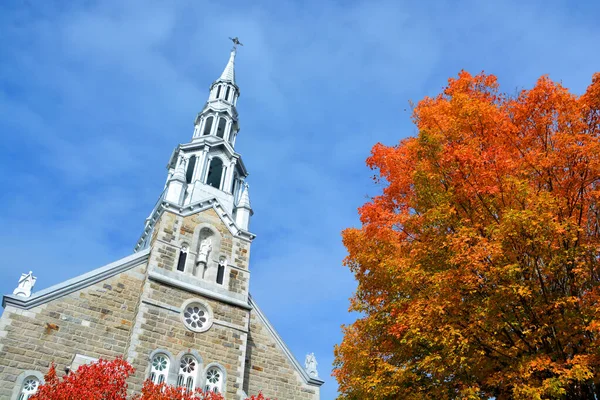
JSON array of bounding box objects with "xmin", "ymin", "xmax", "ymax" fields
[
  {"xmin": 217, "ymin": 257, "xmax": 225, "ymax": 285},
  {"xmin": 149, "ymin": 353, "xmax": 170, "ymax": 384},
  {"xmin": 177, "ymin": 355, "xmax": 198, "ymax": 392},
  {"xmin": 18, "ymin": 376, "xmax": 39, "ymax": 400},
  {"xmin": 216, "ymin": 118, "xmax": 227, "ymax": 138},
  {"xmin": 203, "ymin": 116, "xmax": 214, "ymax": 136},
  {"xmin": 186, "ymin": 156, "xmax": 196, "ymax": 184},
  {"xmin": 225, "ymin": 87, "xmax": 231, "ymax": 102},
  {"xmin": 204, "ymin": 367, "xmax": 224, "ymax": 394},
  {"xmin": 216, "ymin": 85, "xmax": 221, "ymax": 99},
  {"xmin": 177, "ymin": 245, "xmax": 188, "ymax": 272},
  {"xmin": 206, "ymin": 158, "xmax": 224, "ymax": 189}
]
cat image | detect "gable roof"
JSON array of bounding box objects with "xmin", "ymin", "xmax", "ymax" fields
[
  {"xmin": 248, "ymin": 294, "xmax": 325, "ymax": 387},
  {"xmin": 2, "ymin": 249, "xmax": 150, "ymax": 310}
]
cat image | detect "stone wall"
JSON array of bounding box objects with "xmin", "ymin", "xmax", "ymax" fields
[
  {"xmin": 244, "ymin": 310, "xmax": 320, "ymax": 400},
  {"xmin": 127, "ymin": 280, "xmax": 250, "ymax": 399},
  {"xmin": 0, "ymin": 263, "xmax": 146, "ymax": 399},
  {"xmin": 148, "ymin": 209, "xmax": 251, "ymax": 298},
  {"xmin": 126, "ymin": 207, "xmax": 255, "ymax": 399}
]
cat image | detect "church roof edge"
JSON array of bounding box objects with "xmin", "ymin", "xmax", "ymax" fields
[
  {"xmin": 2, "ymin": 249, "xmax": 151, "ymax": 310},
  {"xmin": 248, "ymin": 294, "xmax": 325, "ymax": 387}
]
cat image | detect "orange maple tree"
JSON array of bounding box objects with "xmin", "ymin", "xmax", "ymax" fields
[
  {"xmin": 31, "ymin": 358, "xmax": 270, "ymax": 400},
  {"xmin": 334, "ymin": 71, "xmax": 600, "ymax": 399}
]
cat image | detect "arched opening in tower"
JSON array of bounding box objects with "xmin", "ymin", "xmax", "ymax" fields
[
  {"xmin": 216, "ymin": 118, "xmax": 227, "ymax": 139},
  {"xmin": 203, "ymin": 116, "xmax": 214, "ymax": 136},
  {"xmin": 206, "ymin": 158, "xmax": 224, "ymax": 189},
  {"xmin": 186, "ymin": 156, "xmax": 197, "ymax": 184}
]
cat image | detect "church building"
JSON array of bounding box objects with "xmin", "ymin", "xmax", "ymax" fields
[{"xmin": 0, "ymin": 40, "xmax": 324, "ymax": 400}]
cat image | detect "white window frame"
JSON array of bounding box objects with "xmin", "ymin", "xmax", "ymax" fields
[
  {"xmin": 149, "ymin": 352, "xmax": 171, "ymax": 384},
  {"xmin": 177, "ymin": 353, "xmax": 200, "ymax": 392},
  {"xmin": 11, "ymin": 371, "xmax": 44, "ymax": 400},
  {"xmin": 203, "ymin": 363, "xmax": 226, "ymax": 394}
]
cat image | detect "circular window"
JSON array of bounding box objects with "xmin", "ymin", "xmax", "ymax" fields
[
  {"xmin": 181, "ymin": 299, "xmax": 213, "ymax": 332},
  {"xmin": 152, "ymin": 354, "xmax": 169, "ymax": 371},
  {"xmin": 180, "ymin": 355, "xmax": 197, "ymax": 373}
]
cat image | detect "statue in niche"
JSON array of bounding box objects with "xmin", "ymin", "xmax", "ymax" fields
[
  {"xmin": 197, "ymin": 237, "xmax": 212, "ymax": 265},
  {"xmin": 13, "ymin": 271, "xmax": 37, "ymax": 298},
  {"xmin": 305, "ymin": 353, "xmax": 318, "ymax": 378}
]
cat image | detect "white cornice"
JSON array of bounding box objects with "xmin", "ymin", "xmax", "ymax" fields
[
  {"xmin": 177, "ymin": 139, "xmax": 248, "ymax": 176},
  {"xmin": 200, "ymin": 101, "xmax": 239, "ymax": 120},
  {"xmin": 2, "ymin": 249, "xmax": 151, "ymax": 310},
  {"xmin": 248, "ymin": 295, "xmax": 325, "ymax": 387},
  {"xmin": 134, "ymin": 197, "xmax": 256, "ymax": 252},
  {"xmin": 148, "ymin": 268, "xmax": 251, "ymax": 310}
]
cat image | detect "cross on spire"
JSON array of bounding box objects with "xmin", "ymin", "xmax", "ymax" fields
[{"xmin": 229, "ymin": 36, "xmax": 243, "ymax": 51}]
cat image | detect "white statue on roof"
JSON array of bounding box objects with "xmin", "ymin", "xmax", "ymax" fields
[
  {"xmin": 305, "ymin": 353, "xmax": 318, "ymax": 378},
  {"xmin": 13, "ymin": 271, "xmax": 37, "ymax": 298}
]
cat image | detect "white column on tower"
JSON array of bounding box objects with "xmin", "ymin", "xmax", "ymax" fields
[
  {"xmin": 196, "ymin": 146, "xmax": 209, "ymax": 183},
  {"xmin": 219, "ymin": 165, "xmax": 227, "ymax": 190},
  {"xmin": 225, "ymin": 120, "xmax": 233, "ymax": 143},
  {"xmin": 225, "ymin": 160, "xmax": 236, "ymax": 193}
]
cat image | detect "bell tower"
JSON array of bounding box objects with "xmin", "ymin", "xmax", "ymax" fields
[
  {"xmin": 134, "ymin": 39, "xmax": 255, "ymax": 301},
  {"xmin": 159, "ymin": 40, "xmax": 251, "ymax": 234}
]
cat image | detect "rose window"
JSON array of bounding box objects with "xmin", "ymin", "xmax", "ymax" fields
[
  {"xmin": 152, "ymin": 355, "xmax": 168, "ymax": 371},
  {"xmin": 181, "ymin": 301, "xmax": 212, "ymax": 332},
  {"xmin": 204, "ymin": 367, "xmax": 223, "ymax": 393},
  {"xmin": 180, "ymin": 356, "xmax": 196, "ymax": 373},
  {"xmin": 23, "ymin": 379, "xmax": 38, "ymax": 391},
  {"xmin": 20, "ymin": 376, "xmax": 40, "ymax": 400},
  {"xmin": 206, "ymin": 368, "xmax": 220, "ymax": 384}
]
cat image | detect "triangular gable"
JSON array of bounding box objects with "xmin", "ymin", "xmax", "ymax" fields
[
  {"xmin": 135, "ymin": 197, "xmax": 255, "ymax": 252},
  {"xmin": 248, "ymin": 294, "xmax": 325, "ymax": 387},
  {"xmin": 2, "ymin": 249, "xmax": 150, "ymax": 310}
]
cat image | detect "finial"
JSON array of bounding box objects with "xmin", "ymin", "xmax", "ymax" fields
[
  {"xmin": 229, "ymin": 36, "xmax": 244, "ymax": 51},
  {"xmin": 13, "ymin": 271, "xmax": 37, "ymax": 298}
]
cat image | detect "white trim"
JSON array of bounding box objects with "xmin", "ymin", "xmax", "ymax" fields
[
  {"xmin": 249, "ymin": 295, "xmax": 325, "ymax": 387},
  {"xmin": 180, "ymin": 298, "xmax": 214, "ymax": 333},
  {"xmin": 134, "ymin": 198, "xmax": 256, "ymax": 252},
  {"xmin": 148, "ymin": 349, "xmax": 176, "ymax": 385},
  {"xmin": 176, "ymin": 352, "xmax": 202, "ymax": 391},
  {"xmin": 203, "ymin": 362, "xmax": 227, "ymax": 395},
  {"xmin": 3, "ymin": 249, "xmax": 150, "ymax": 310},
  {"xmin": 148, "ymin": 268, "xmax": 251, "ymax": 310},
  {"xmin": 11, "ymin": 371, "xmax": 44, "ymax": 400}
]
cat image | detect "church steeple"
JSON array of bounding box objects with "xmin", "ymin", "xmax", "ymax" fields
[
  {"xmin": 191, "ymin": 42, "xmax": 241, "ymax": 147},
  {"xmin": 158, "ymin": 39, "xmax": 252, "ymax": 234},
  {"xmin": 217, "ymin": 48, "xmax": 236, "ymax": 84}
]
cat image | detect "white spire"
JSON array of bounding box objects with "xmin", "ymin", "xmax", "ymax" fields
[{"xmin": 218, "ymin": 48, "xmax": 236, "ymax": 84}]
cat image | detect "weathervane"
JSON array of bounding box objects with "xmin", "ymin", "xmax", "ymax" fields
[{"xmin": 229, "ymin": 36, "xmax": 243, "ymax": 50}]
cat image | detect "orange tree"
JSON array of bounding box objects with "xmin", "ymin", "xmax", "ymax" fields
[
  {"xmin": 333, "ymin": 71, "xmax": 600, "ymax": 399},
  {"xmin": 31, "ymin": 358, "xmax": 269, "ymax": 400}
]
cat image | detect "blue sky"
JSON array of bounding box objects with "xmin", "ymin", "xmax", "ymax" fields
[{"xmin": 0, "ymin": 0, "xmax": 599, "ymax": 398}]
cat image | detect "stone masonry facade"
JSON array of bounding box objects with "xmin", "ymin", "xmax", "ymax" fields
[
  {"xmin": 0, "ymin": 263, "xmax": 146, "ymax": 399},
  {"xmin": 0, "ymin": 206, "xmax": 322, "ymax": 399}
]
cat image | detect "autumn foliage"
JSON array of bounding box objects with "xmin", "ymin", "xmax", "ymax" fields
[
  {"xmin": 31, "ymin": 358, "xmax": 270, "ymax": 400},
  {"xmin": 334, "ymin": 71, "xmax": 600, "ymax": 399}
]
